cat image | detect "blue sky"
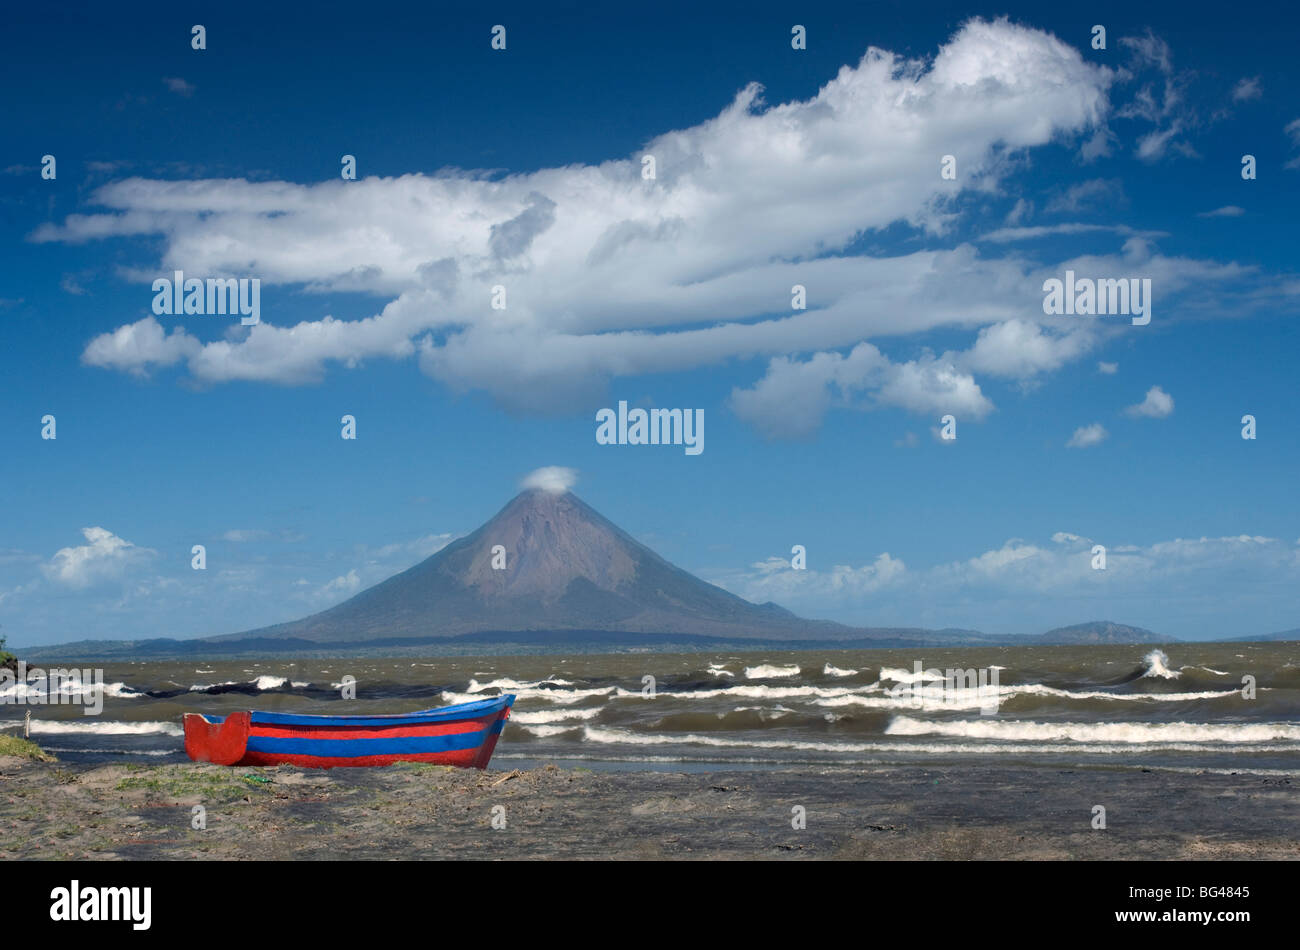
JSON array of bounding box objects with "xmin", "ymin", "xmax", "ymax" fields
[{"xmin": 2, "ymin": 0, "xmax": 1298, "ymax": 645}]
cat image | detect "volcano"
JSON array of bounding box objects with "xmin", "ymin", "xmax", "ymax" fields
[{"xmin": 224, "ymin": 488, "xmax": 870, "ymax": 646}]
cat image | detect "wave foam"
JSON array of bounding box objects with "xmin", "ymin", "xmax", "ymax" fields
[
  {"xmin": 743, "ymin": 664, "xmax": 801, "ymax": 679},
  {"xmin": 823, "ymin": 664, "xmax": 859, "ymax": 677},
  {"xmin": 884, "ymin": 716, "xmax": 1300, "ymax": 743},
  {"xmin": 27, "ymin": 720, "xmax": 183, "ymax": 737}
]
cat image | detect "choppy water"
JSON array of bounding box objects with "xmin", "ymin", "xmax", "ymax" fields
[{"xmin": 3, "ymin": 643, "xmax": 1297, "ymax": 773}]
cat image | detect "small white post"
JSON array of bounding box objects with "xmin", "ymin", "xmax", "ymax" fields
[{"xmin": 24, "ymin": 709, "xmax": 30, "ymax": 739}]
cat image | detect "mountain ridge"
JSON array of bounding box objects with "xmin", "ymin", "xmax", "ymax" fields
[
  {"xmin": 16, "ymin": 488, "xmax": 1275, "ymax": 658},
  {"xmin": 213, "ymin": 489, "xmax": 875, "ymax": 644}
]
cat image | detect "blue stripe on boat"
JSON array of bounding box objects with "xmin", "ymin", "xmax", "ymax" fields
[{"xmin": 246, "ymin": 719, "xmax": 505, "ymax": 759}]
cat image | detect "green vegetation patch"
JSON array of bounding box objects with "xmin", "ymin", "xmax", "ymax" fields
[
  {"xmin": 114, "ymin": 765, "xmax": 272, "ymax": 801},
  {"xmin": 0, "ymin": 734, "xmax": 55, "ymax": 761}
]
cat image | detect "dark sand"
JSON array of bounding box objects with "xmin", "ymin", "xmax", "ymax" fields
[{"xmin": 1, "ymin": 756, "xmax": 1295, "ymax": 860}]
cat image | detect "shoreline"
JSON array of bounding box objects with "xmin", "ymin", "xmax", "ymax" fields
[{"xmin": 2, "ymin": 756, "xmax": 1295, "ymax": 860}]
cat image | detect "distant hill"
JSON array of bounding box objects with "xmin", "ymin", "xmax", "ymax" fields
[
  {"xmin": 1030, "ymin": 621, "xmax": 1170, "ymax": 645},
  {"xmin": 1226, "ymin": 628, "xmax": 1300, "ymax": 642}
]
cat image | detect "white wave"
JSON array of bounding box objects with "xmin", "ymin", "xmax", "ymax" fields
[
  {"xmin": 655, "ymin": 684, "xmax": 866, "ymax": 701},
  {"xmin": 576, "ymin": 725, "xmax": 1300, "ymax": 757},
  {"xmin": 188, "ymin": 675, "xmax": 305, "ymax": 692},
  {"xmin": 817, "ymin": 681, "xmax": 1237, "ymax": 712},
  {"xmin": 513, "ymin": 724, "xmax": 582, "ymax": 738},
  {"xmin": 468, "ymin": 677, "xmax": 573, "ymax": 692},
  {"xmin": 443, "ymin": 685, "xmax": 614, "ymax": 706},
  {"xmin": 448, "ymin": 676, "xmax": 1243, "ymax": 715},
  {"xmin": 823, "ymin": 664, "xmax": 859, "ymax": 677},
  {"xmin": 511, "ymin": 707, "xmax": 603, "ymax": 724},
  {"xmin": 743, "ymin": 664, "xmax": 801, "ymax": 679},
  {"xmin": 0, "ymin": 680, "xmax": 141, "ymax": 700},
  {"xmin": 878, "ymin": 666, "xmax": 948, "ymax": 684},
  {"xmin": 43, "ymin": 747, "xmax": 173, "ymax": 756},
  {"xmin": 1006, "ymin": 683, "xmax": 1240, "ymax": 703},
  {"xmin": 815, "ymin": 690, "xmax": 996, "ymax": 711},
  {"xmin": 884, "ymin": 716, "xmax": 1300, "ymax": 744},
  {"xmin": 730, "ymin": 704, "xmax": 793, "ymax": 719},
  {"xmin": 27, "ymin": 720, "xmax": 183, "ymax": 737},
  {"xmin": 706, "ymin": 664, "xmax": 734, "ymax": 677},
  {"xmin": 1141, "ymin": 649, "xmax": 1180, "ymax": 680}
]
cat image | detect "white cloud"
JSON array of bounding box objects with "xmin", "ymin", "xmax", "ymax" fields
[
  {"xmin": 707, "ymin": 532, "xmax": 1299, "ymax": 633},
  {"xmin": 43, "ymin": 527, "xmax": 154, "ymax": 588},
  {"xmin": 313, "ymin": 570, "xmax": 361, "ymax": 604},
  {"xmin": 1125, "ymin": 385, "xmax": 1175, "ymax": 418},
  {"xmin": 961, "ymin": 320, "xmax": 1094, "ymax": 379},
  {"xmin": 81, "ymin": 315, "xmax": 201, "ymax": 375},
  {"xmin": 49, "ymin": 19, "xmax": 1116, "ymax": 421},
  {"xmin": 1286, "ymin": 118, "xmax": 1300, "ymax": 170},
  {"xmin": 1066, "ymin": 423, "xmax": 1108, "ymax": 448},
  {"xmin": 221, "ymin": 529, "xmax": 269, "ymax": 543},
  {"xmin": 730, "ymin": 343, "xmax": 993, "ymax": 439},
  {"xmin": 1197, "ymin": 205, "xmax": 1245, "ymax": 218},
  {"xmin": 728, "ymin": 552, "xmax": 908, "ymax": 604},
  {"xmin": 41, "ymin": 21, "xmax": 1284, "ymax": 441},
  {"xmin": 1097, "ymin": 361, "xmax": 1118, "ymax": 374},
  {"xmin": 1116, "ymin": 32, "xmax": 1198, "ymax": 162},
  {"xmin": 521, "ymin": 466, "xmax": 578, "ymax": 493},
  {"xmin": 162, "ymin": 77, "xmax": 195, "ymax": 97},
  {"xmin": 1231, "ymin": 77, "xmax": 1261, "ymax": 102},
  {"xmin": 1045, "ymin": 178, "xmax": 1123, "ymax": 213}
]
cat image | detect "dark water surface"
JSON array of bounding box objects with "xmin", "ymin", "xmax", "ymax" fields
[{"xmin": 4, "ymin": 643, "xmax": 1297, "ymax": 773}]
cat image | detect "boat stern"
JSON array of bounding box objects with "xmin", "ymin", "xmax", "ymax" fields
[{"xmin": 183, "ymin": 710, "xmax": 251, "ymax": 766}]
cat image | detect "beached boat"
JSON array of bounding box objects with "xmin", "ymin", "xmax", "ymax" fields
[{"xmin": 182, "ymin": 694, "xmax": 515, "ymax": 769}]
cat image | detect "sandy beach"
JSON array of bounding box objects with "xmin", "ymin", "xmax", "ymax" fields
[{"xmin": 2, "ymin": 754, "xmax": 1295, "ymax": 860}]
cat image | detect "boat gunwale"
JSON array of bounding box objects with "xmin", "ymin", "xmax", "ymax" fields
[{"xmin": 194, "ymin": 694, "xmax": 515, "ymax": 729}]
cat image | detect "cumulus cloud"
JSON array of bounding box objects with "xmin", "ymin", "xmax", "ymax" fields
[
  {"xmin": 50, "ymin": 19, "xmax": 1119, "ymax": 423},
  {"xmin": 522, "ymin": 466, "xmax": 578, "ymax": 493},
  {"xmin": 1067, "ymin": 423, "xmax": 1108, "ymax": 448},
  {"xmin": 81, "ymin": 316, "xmax": 201, "ymax": 375},
  {"xmin": 1125, "ymin": 385, "xmax": 1175, "ymax": 418},
  {"xmin": 43, "ymin": 527, "xmax": 155, "ymax": 588},
  {"xmin": 730, "ymin": 343, "xmax": 993, "ymax": 439},
  {"xmin": 313, "ymin": 570, "xmax": 361, "ymax": 604},
  {"xmin": 961, "ymin": 320, "xmax": 1095, "ymax": 379},
  {"xmin": 43, "ymin": 20, "xmax": 1282, "ymax": 438}
]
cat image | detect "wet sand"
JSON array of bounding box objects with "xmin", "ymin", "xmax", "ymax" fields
[{"xmin": 1, "ymin": 756, "xmax": 1295, "ymax": 860}]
